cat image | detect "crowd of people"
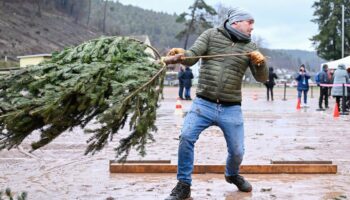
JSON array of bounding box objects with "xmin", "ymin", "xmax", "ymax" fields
[
  {"xmin": 175, "ymin": 60, "xmax": 350, "ymax": 112},
  {"xmin": 297, "ymin": 63, "xmax": 350, "ymax": 112},
  {"xmin": 263, "ymin": 63, "xmax": 350, "ymax": 112}
]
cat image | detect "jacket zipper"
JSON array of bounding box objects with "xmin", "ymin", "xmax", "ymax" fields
[{"xmin": 216, "ymin": 42, "xmax": 236, "ymax": 102}]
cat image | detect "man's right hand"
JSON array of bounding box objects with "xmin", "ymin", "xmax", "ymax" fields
[
  {"xmin": 167, "ymin": 48, "xmax": 185, "ymax": 56},
  {"xmin": 250, "ymin": 51, "xmax": 265, "ymax": 66}
]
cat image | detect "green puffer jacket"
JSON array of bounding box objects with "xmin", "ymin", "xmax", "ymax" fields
[{"xmin": 181, "ymin": 24, "xmax": 268, "ymax": 103}]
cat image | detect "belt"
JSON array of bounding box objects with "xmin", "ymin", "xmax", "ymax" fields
[{"xmin": 197, "ymin": 95, "xmax": 241, "ymax": 106}]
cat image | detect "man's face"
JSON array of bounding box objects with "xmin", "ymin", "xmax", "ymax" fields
[{"xmin": 231, "ymin": 20, "xmax": 254, "ymax": 36}]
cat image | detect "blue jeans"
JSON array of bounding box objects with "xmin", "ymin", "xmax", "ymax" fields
[
  {"xmin": 297, "ymin": 90, "xmax": 308, "ymax": 104},
  {"xmin": 178, "ymin": 85, "xmax": 184, "ymax": 98},
  {"xmin": 177, "ymin": 97, "xmax": 245, "ymax": 185},
  {"xmin": 184, "ymin": 87, "xmax": 191, "ymax": 98}
]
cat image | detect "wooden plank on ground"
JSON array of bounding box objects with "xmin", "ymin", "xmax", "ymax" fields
[
  {"xmin": 109, "ymin": 162, "xmax": 337, "ymax": 174},
  {"xmin": 271, "ymin": 160, "xmax": 332, "ymax": 164},
  {"xmin": 113, "ymin": 160, "xmax": 171, "ymax": 164}
]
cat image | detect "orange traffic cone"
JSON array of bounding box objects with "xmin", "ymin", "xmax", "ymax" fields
[
  {"xmin": 333, "ymin": 103, "xmax": 340, "ymax": 118},
  {"xmin": 174, "ymin": 98, "xmax": 183, "ymax": 115},
  {"xmin": 296, "ymin": 99, "xmax": 301, "ymax": 110}
]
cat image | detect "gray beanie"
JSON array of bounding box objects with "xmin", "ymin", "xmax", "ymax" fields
[{"xmin": 227, "ymin": 7, "xmax": 254, "ymax": 24}]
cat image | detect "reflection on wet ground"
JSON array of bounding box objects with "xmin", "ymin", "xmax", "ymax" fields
[{"xmin": 1, "ymin": 87, "xmax": 349, "ymax": 199}]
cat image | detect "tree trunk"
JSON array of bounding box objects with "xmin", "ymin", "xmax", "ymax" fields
[
  {"xmin": 74, "ymin": 1, "xmax": 80, "ymax": 24},
  {"xmin": 183, "ymin": 18, "xmax": 194, "ymax": 49},
  {"xmin": 87, "ymin": 0, "xmax": 91, "ymax": 26},
  {"xmin": 102, "ymin": 0, "xmax": 108, "ymax": 33},
  {"xmin": 36, "ymin": 0, "xmax": 42, "ymax": 17},
  {"xmin": 183, "ymin": 1, "xmax": 198, "ymax": 49},
  {"xmin": 70, "ymin": 1, "xmax": 75, "ymax": 16}
]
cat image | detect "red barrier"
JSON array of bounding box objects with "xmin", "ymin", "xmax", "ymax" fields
[
  {"xmin": 276, "ymin": 83, "xmax": 350, "ymax": 87},
  {"xmin": 320, "ymin": 83, "xmax": 350, "ymax": 87}
]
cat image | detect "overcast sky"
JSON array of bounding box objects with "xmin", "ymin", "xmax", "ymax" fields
[{"xmin": 118, "ymin": 0, "xmax": 319, "ymax": 51}]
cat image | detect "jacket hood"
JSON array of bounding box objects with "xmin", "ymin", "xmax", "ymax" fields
[
  {"xmin": 217, "ymin": 21, "xmax": 232, "ymax": 40},
  {"xmin": 338, "ymin": 64, "xmax": 346, "ymax": 70}
]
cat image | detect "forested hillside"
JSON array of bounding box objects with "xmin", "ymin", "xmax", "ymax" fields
[
  {"xmin": 262, "ymin": 49, "xmax": 325, "ymax": 72},
  {"xmin": 0, "ymin": 0, "xmax": 101, "ymax": 60},
  {"xmin": 0, "ymin": 0, "xmax": 324, "ymax": 71},
  {"xmin": 0, "ymin": 0, "xmax": 186, "ymax": 60}
]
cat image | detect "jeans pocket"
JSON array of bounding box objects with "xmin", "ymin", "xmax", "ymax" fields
[
  {"xmin": 231, "ymin": 114, "xmax": 243, "ymax": 125},
  {"xmin": 190, "ymin": 98, "xmax": 209, "ymax": 117},
  {"xmin": 224, "ymin": 106, "xmax": 243, "ymax": 125}
]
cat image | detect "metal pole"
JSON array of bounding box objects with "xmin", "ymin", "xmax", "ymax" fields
[
  {"xmin": 341, "ymin": 83, "xmax": 349, "ymax": 115},
  {"xmin": 342, "ymin": 5, "xmax": 345, "ymax": 58},
  {"xmin": 283, "ymin": 82, "xmax": 287, "ymax": 101}
]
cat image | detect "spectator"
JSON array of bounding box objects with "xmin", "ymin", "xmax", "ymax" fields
[
  {"xmin": 183, "ymin": 66, "xmax": 194, "ymax": 100},
  {"xmin": 347, "ymin": 67, "xmax": 350, "ymax": 110},
  {"xmin": 317, "ymin": 64, "xmax": 330, "ymax": 111},
  {"xmin": 295, "ymin": 64, "xmax": 311, "ymax": 107},
  {"xmin": 264, "ymin": 67, "xmax": 278, "ymax": 101},
  {"xmin": 178, "ymin": 66, "xmax": 185, "ymax": 100},
  {"xmin": 328, "ymin": 69, "xmax": 335, "ymax": 96},
  {"xmin": 331, "ymin": 64, "xmax": 349, "ymax": 112}
]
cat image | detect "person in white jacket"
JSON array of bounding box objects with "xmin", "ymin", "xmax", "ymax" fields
[{"xmin": 331, "ymin": 64, "xmax": 349, "ymax": 112}]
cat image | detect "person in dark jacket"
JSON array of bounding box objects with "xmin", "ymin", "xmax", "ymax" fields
[
  {"xmin": 317, "ymin": 64, "xmax": 330, "ymax": 110},
  {"xmin": 264, "ymin": 67, "xmax": 278, "ymax": 101},
  {"xmin": 183, "ymin": 66, "xmax": 194, "ymax": 100},
  {"xmin": 163, "ymin": 7, "xmax": 268, "ymax": 200},
  {"xmin": 178, "ymin": 66, "xmax": 185, "ymax": 100},
  {"xmin": 295, "ymin": 64, "xmax": 311, "ymax": 107},
  {"xmin": 328, "ymin": 69, "xmax": 335, "ymax": 96},
  {"xmin": 347, "ymin": 67, "xmax": 350, "ymax": 110}
]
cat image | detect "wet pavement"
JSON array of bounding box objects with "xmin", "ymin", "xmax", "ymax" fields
[{"xmin": 1, "ymin": 86, "xmax": 350, "ymax": 200}]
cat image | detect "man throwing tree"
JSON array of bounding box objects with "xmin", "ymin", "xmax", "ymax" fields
[{"xmin": 163, "ymin": 7, "xmax": 268, "ymax": 200}]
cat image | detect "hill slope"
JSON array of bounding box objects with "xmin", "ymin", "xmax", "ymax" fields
[
  {"xmin": 262, "ymin": 49, "xmax": 325, "ymax": 72},
  {"xmin": 0, "ymin": 1, "xmax": 101, "ymax": 60},
  {"xmin": 0, "ymin": 0, "xmax": 324, "ymax": 71}
]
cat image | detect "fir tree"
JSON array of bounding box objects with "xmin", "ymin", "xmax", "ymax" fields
[
  {"xmin": 311, "ymin": 0, "xmax": 350, "ymax": 60},
  {"xmin": 0, "ymin": 36, "xmax": 166, "ymax": 160}
]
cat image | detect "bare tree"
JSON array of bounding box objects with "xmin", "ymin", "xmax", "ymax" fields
[
  {"xmin": 35, "ymin": 0, "xmax": 42, "ymax": 17},
  {"xmin": 102, "ymin": 0, "xmax": 108, "ymax": 33},
  {"xmin": 210, "ymin": 3, "xmax": 230, "ymax": 26},
  {"xmin": 252, "ymin": 35, "xmax": 268, "ymax": 48},
  {"xmin": 87, "ymin": 0, "xmax": 91, "ymax": 26},
  {"xmin": 69, "ymin": 0, "xmax": 75, "ymax": 16}
]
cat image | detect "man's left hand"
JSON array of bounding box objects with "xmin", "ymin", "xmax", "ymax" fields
[
  {"xmin": 250, "ymin": 51, "xmax": 265, "ymax": 66},
  {"xmin": 162, "ymin": 54, "xmax": 184, "ymax": 65}
]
